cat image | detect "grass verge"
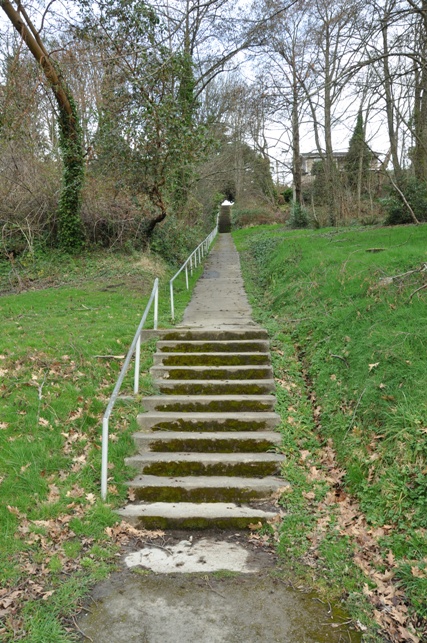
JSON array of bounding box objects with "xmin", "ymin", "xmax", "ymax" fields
[
  {"xmin": 0, "ymin": 247, "xmax": 205, "ymax": 641},
  {"xmin": 234, "ymin": 223, "xmax": 427, "ymax": 643}
]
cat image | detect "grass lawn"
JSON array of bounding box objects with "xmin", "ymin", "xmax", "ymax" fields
[
  {"xmin": 0, "ymin": 249, "xmax": 201, "ymax": 641},
  {"xmin": 234, "ymin": 223, "xmax": 427, "ymax": 642}
]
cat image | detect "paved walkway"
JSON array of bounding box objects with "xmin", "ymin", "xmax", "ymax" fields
[{"xmin": 181, "ymin": 233, "xmax": 259, "ymax": 329}]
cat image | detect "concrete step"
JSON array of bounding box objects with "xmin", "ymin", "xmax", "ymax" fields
[
  {"xmin": 137, "ymin": 411, "xmax": 281, "ymax": 432},
  {"xmin": 132, "ymin": 430, "xmax": 282, "ymax": 453},
  {"xmin": 153, "ymin": 352, "xmax": 271, "ymax": 366},
  {"xmin": 160, "ymin": 328, "xmax": 269, "ymax": 341},
  {"xmin": 151, "ymin": 365, "xmax": 273, "ymax": 380},
  {"xmin": 156, "ymin": 379, "xmax": 276, "ymax": 395},
  {"xmin": 157, "ymin": 340, "xmax": 270, "ymax": 354},
  {"xmin": 125, "ymin": 452, "xmax": 285, "ymax": 477},
  {"xmin": 127, "ymin": 475, "xmax": 287, "ymax": 503},
  {"xmin": 117, "ymin": 502, "xmax": 279, "ymax": 530},
  {"xmin": 141, "ymin": 395, "xmax": 276, "ymax": 413}
]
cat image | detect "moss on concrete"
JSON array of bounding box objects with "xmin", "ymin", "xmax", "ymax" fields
[
  {"xmin": 160, "ymin": 342, "xmax": 268, "ymax": 353},
  {"xmin": 131, "ymin": 485, "xmax": 272, "ymax": 503},
  {"xmin": 155, "ymin": 400, "xmax": 275, "ymax": 413},
  {"xmin": 152, "ymin": 418, "xmax": 274, "ymax": 431},
  {"xmin": 160, "ymin": 383, "xmax": 274, "ymax": 395},
  {"xmin": 141, "ymin": 461, "xmax": 280, "ymax": 477},
  {"xmin": 162, "ymin": 354, "xmax": 270, "ymax": 366},
  {"xmin": 148, "ymin": 438, "xmax": 277, "ymax": 453},
  {"xmin": 133, "ymin": 515, "xmax": 268, "ymax": 530},
  {"xmin": 163, "ymin": 368, "xmax": 271, "ymax": 380},
  {"xmin": 161, "ymin": 330, "xmax": 268, "ymax": 341}
]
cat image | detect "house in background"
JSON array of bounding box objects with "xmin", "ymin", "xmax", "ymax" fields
[{"xmin": 301, "ymin": 150, "xmax": 380, "ymax": 185}]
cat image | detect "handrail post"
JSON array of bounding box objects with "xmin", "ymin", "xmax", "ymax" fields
[
  {"xmin": 134, "ymin": 335, "xmax": 141, "ymax": 394},
  {"xmin": 170, "ymin": 279, "xmax": 175, "ymax": 321},
  {"xmin": 154, "ymin": 282, "xmax": 159, "ymax": 330},
  {"xmin": 185, "ymin": 264, "xmax": 189, "ymax": 289},
  {"xmin": 101, "ymin": 278, "xmax": 160, "ymax": 500},
  {"xmin": 101, "ymin": 417, "xmax": 109, "ymax": 500}
]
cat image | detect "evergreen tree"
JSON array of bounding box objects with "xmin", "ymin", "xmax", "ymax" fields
[{"xmin": 345, "ymin": 110, "xmax": 371, "ymax": 196}]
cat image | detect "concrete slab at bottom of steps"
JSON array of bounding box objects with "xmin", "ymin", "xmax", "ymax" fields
[{"xmin": 117, "ymin": 502, "xmax": 282, "ymax": 530}]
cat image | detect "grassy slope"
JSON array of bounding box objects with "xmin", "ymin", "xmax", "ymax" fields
[
  {"xmin": 234, "ymin": 224, "xmax": 427, "ymax": 642},
  {"xmin": 0, "ymin": 250, "xmax": 200, "ymax": 641}
]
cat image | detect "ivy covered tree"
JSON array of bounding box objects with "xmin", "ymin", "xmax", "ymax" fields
[{"xmin": 1, "ymin": 0, "xmax": 85, "ymax": 251}]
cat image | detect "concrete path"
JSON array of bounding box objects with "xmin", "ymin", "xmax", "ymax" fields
[
  {"xmin": 181, "ymin": 233, "xmax": 258, "ymax": 329},
  {"xmin": 77, "ymin": 230, "xmax": 361, "ymax": 642}
]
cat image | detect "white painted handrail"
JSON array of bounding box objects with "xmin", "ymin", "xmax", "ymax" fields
[
  {"xmin": 169, "ymin": 225, "xmax": 218, "ymax": 321},
  {"xmin": 101, "ymin": 278, "xmax": 159, "ymax": 500}
]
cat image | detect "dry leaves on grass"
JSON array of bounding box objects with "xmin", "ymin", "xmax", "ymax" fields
[
  {"xmin": 301, "ymin": 439, "xmax": 425, "ymax": 642},
  {"xmin": 2, "ymin": 504, "xmax": 96, "ymax": 640},
  {"xmin": 105, "ymin": 521, "xmax": 164, "ymax": 546}
]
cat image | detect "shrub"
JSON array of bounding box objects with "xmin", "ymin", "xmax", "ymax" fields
[
  {"xmin": 382, "ymin": 177, "xmax": 427, "ymax": 225},
  {"xmin": 288, "ymin": 202, "xmax": 310, "ymax": 229}
]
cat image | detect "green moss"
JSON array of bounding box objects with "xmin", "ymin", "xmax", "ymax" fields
[
  {"xmin": 149, "ymin": 438, "xmax": 277, "ymax": 453},
  {"xmin": 133, "ymin": 515, "xmax": 269, "ymax": 530},
  {"xmin": 160, "ymin": 341, "xmax": 268, "ymax": 353},
  {"xmin": 161, "ymin": 330, "xmax": 268, "ymax": 341},
  {"xmin": 160, "ymin": 382, "xmax": 274, "ymax": 395},
  {"xmin": 151, "ymin": 418, "xmax": 276, "ymax": 431},
  {"xmin": 132, "ymin": 485, "xmax": 272, "ymax": 503},
  {"xmin": 164, "ymin": 367, "xmax": 272, "ymax": 380},
  {"xmin": 155, "ymin": 399, "xmax": 275, "ymax": 412},
  {"xmin": 142, "ymin": 461, "xmax": 280, "ymax": 476},
  {"xmin": 162, "ymin": 354, "xmax": 270, "ymax": 366}
]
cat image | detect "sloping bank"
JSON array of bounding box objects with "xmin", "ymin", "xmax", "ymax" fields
[{"xmin": 233, "ymin": 224, "xmax": 427, "ymax": 643}]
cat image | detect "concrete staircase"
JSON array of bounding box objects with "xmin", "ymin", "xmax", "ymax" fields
[{"xmin": 117, "ymin": 328, "xmax": 285, "ymax": 529}]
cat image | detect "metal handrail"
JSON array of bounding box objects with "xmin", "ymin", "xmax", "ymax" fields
[
  {"xmin": 169, "ymin": 225, "xmax": 218, "ymax": 320},
  {"xmin": 101, "ymin": 278, "xmax": 159, "ymax": 500}
]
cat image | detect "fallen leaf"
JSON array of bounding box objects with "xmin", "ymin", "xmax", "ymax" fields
[
  {"xmin": 248, "ymin": 522, "xmax": 263, "ymax": 530},
  {"xmin": 411, "ymin": 565, "xmax": 426, "ymax": 578},
  {"xmin": 369, "ymin": 362, "xmax": 380, "ymax": 371}
]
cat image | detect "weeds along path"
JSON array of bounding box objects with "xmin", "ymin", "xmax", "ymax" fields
[{"xmin": 234, "ymin": 223, "xmax": 427, "ymax": 643}]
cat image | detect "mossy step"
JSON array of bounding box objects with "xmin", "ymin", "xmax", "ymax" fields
[
  {"xmin": 117, "ymin": 502, "xmax": 279, "ymax": 530},
  {"xmin": 137, "ymin": 411, "xmax": 281, "ymax": 432},
  {"xmin": 153, "ymin": 352, "xmax": 270, "ymax": 366},
  {"xmin": 151, "ymin": 365, "xmax": 273, "ymax": 381},
  {"xmin": 156, "ymin": 379, "xmax": 276, "ymax": 395},
  {"xmin": 132, "ymin": 430, "xmax": 282, "ymax": 453},
  {"xmin": 127, "ymin": 475, "xmax": 287, "ymax": 503},
  {"xmin": 160, "ymin": 329, "xmax": 269, "ymax": 341},
  {"xmin": 157, "ymin": 340, "xmax": 269, "ymax": 353},
  {"xmin": 125, "ymin": 452, "xmax": 285, "ymax": 477},
  {"xmin": 141, "ymin": 395, "xmax": 276, "ymax": 413}
]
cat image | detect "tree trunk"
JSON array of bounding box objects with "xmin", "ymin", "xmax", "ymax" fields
[
  {"xmin": 412, "ymin": 3, "xmax": 427, "ymax": 182},
  {"xmin": 381, "ymin": 5, "xmax": 403, "ymax": 185},
  {"xmin": 1, "ymin": 0, "xmax": 84, "ymax": 251},
  {"xmin": 292, "ymin": 63, "xmax": 302, "ymax": 205},
  {"xmin": 324, "ymin": 24, "xmax": 338, "ymax": 225}
]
